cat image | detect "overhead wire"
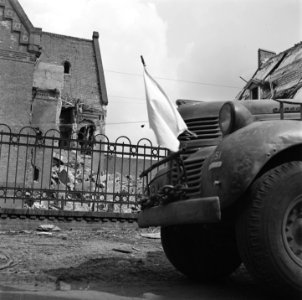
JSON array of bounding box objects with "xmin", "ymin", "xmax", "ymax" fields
[
  {"xmin": 105, "ymin": 69, "xmax": 241, "ymax": 89},
  {"xmin": 107, "ymin": 121, "xmax": 148, "ymax": 125},
  {"xmin": 105, "ymin": 69, "xmax": 241, "ymax": 103},
  {"xmin": 108, "ymin": 95, "xmax": 146, "ymax": 103}
]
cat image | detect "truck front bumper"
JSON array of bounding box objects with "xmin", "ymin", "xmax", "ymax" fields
[{"xmin": 138, "ymin": 196, "xmax": 221, "ymax": 228}]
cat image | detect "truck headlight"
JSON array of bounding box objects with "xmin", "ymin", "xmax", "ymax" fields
[
  {"xmin": 219, "ymin": 101, "xmax": 254, "ymax": 135},
  {"xmin": 219, "ymin": 102, "xmax": 235, "ymax": 135}
]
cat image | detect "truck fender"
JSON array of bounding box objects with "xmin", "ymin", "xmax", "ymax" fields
[{"xmin": 200, "ymin": 120, "xmax": 302, "ymax": 208}]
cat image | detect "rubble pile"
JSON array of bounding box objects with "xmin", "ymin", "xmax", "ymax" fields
[{"xmin": 28, "ymin": 150, "xmax": 143, "ymax": 213}]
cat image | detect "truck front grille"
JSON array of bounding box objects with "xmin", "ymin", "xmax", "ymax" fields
[
  {"xmin": 172, "ymin": 116, "xmax": 220, "ymax": 199},
  {"xmin": 179, "ymin": 116, "xmax": 221, "ymax": 141},
  {"xmin": 171, "ymin": 157, "xmax": 204, "ymax": 198}
]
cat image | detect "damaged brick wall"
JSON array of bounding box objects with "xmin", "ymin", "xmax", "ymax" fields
[
  {"xmin": 40, "ymin": 32, "xmax": 104, "ymax": 112},
  {"xmin": 0, "ymin": 4, "xmax": 35, "ymax": 129},
  {"xmin": 0, "ymin": 59, "xmax": 33, "ymax": 129},
  {"xmin": 0, "ymin": 128, "xmax": 35, "ymax": 208},
  {"xmin": 0, "ymin": 10, "xmax": 34, "ymax": 209},
  {"xmin": 0, "ymin": 0, "xmax": 41, "ymax": 208},
  {"xmin": 39, "ymin": 32, "xmax": 106, "ymax": 140}
]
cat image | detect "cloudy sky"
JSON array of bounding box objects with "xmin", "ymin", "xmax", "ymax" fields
[{"xmin": 19, "ymin": 0, "xmax": 302, "ymax": 144}]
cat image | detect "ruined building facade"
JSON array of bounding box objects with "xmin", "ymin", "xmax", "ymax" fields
[
  {"xmin": 237, "ymin": 44, "xmax": 302, "ymax": 100},
  {"xmin": 0, "ymin": 0, "xmax": 109, "ymax": 208},
  {"xmin": 0, "ymin": 0, "xmax": 108, "ymax": 139}
]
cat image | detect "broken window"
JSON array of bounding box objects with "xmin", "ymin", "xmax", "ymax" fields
[
  {"xmin": 63, "ymin": 61, "xmax": 71, "ymax": 74},
  {"xmin": 250, "ymin": 86, "xmax": 262, "ymax": 100},
  {"xmin": 59, "ymin": 107, "xmax": 75, "ymax": 148},
  {"xmin": 251, "ymin": 87, "xmax": 259, "ymax": 99},
  {"xmin": 78, "ymin": 123, "xmax": 95, "ymax": 155}
]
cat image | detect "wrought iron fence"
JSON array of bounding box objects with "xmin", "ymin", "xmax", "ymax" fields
[{"xmin": 0, "ymin": 124, "xmax": 168, "ymax": 220}]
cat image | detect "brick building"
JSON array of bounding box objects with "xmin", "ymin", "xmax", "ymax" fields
[
  {"xmin": 0, "ymin": 0, "xmax": 108, "ymax": 138},
  {"xmin": 0, "ymin": 0, "xmax": 108, "ymax": 207},
  {"xmin": 237, "ymin": 43, "xmax": 302, "ymax": 100}
]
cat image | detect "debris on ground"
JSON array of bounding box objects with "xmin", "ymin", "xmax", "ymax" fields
[
  {"xmin": 112, "ymin": 248, "xmax": 132, "ymax": 254},
  {"xmin": 140, "ymin": 232, "xmax": 161, "ymax": 239},
  {"xmin": 0, "ymin": 230, "xmax": 33, "ymax": 235},
  {"xmin": 19, "ymin": 230, "xmax": 33, "ymax": 234},
  {"xmin": 58, "ymin": 234, "xmax": 68, "ymax": 240},
  {"xmin": 36, "ymin": 224, "xmax": 61, "ymax": 232},
  {"xmin": 36, "ymin": 232, "xmax": 53, "ymax": 236},
  {"xmin": 0, "ymin": 251, "xmax": 17, "ymax": 270},
  {"xmin": 55, "ymin": 280, "xmax": 71, "ymax": 291}
]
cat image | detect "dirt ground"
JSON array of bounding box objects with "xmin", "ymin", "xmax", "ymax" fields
[{"xmin": 0, "ymin": 221, "xmax": 269, "ymax": 300}]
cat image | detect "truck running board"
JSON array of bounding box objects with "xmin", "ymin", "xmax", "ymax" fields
[{"xmin": 138, "ymin": 197, "xmax": 221, "ymax": 228}]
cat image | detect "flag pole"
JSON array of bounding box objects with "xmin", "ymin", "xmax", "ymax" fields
[{"xmin": 140, "ymin": 55, "xmax": 146, "ymax": 68}]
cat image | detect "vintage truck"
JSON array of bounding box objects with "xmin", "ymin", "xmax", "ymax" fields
[{"xmin": 138, "ymin": 98, "xmax": 302, "ymax": 295}]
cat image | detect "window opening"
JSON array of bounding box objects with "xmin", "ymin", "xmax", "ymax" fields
[
  {"xmin": 59, "ymin": 107, "xmax": 75, "ymax": 148},
  {"xmin": 78, "ymin": 124, "xmax": 95, "ymax": 155},
  {"xmin": 64, "ymin": 61, "xmax": 71, "ymax": 74},
  {"xmin": 251, "ymin": 87, "xmax": 259, "ymax": 100}
]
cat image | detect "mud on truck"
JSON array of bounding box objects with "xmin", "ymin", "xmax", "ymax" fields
[{"xmin": 138, "ymin": 98, "xmax": 302, "ymax": 296}]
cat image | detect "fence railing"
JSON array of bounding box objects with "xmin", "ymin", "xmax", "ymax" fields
[{"xmin": 0, "ymin": 124, "xmax": 168, "ymax": 220}]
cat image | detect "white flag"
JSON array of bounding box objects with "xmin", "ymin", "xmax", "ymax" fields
[{"xmin": 143, "ymin": 67, "xmax": 188, "ymax": 152}]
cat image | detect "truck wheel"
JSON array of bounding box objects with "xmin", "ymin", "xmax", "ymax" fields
[
  {"xmin": 237, "ymin": 161, "xmax": 302, "ymax": 295},
  {"xmin": 161, "ymin": 220, "xmax": 241, "ymax": 280}
]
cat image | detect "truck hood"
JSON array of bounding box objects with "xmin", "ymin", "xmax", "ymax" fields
[
  {"xmin": 177, "ymin": 99, "xmax": 299, "ymax": 121},
  {"xmin": 178, "ymin": 100, "xmax": 225, "ymax": 120}
]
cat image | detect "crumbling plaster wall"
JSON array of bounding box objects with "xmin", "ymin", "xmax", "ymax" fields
[
  {"xmin": 0, "ymin": 58, "xmax": 33, "ymax": 129},
  {"xmin": 32, "ymin": 61, "xmax": 64, "ymax": 132},
  {"xmin": 40, "ymin": 33, "xmax": 104, "ymax": 108},
  {"xmin": 33, "ymin": 61, "xmax": 64, "ymax": 91}
]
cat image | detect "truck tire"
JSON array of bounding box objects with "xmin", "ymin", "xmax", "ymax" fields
[
  {"xmin": 161, "ymin": 220, "xmax": 241, "ymax": 280},
  {"xmin": 236, "ymin": 161, "xmax": 302, "ymax": 295}
]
